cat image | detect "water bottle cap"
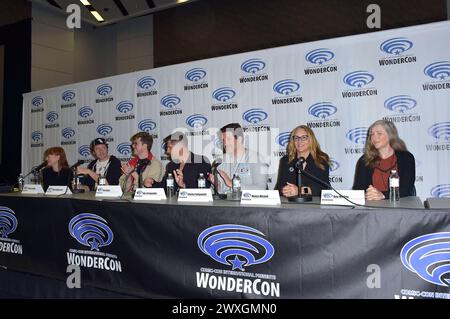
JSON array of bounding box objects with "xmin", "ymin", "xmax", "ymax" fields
[
  {"xmin": 199, "ymin": 173, "xmax": 204, "ymax": 176},
  {"xmin": 168, "ymin": 173, "xmax": 172, "ymax": 176},
  {"xmin": 391, "ymin": 169, "xmax": 397, "ymax": 173}
]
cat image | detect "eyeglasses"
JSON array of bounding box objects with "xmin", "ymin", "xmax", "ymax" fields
[{"xmin": 292, "ymin": 135, "xmax": 309, "ymax": 142}]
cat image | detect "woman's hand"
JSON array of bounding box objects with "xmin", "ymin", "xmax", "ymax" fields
[
  {"xmin": 282, "ymin": 182, "xmax": 299, "ymax": 197},
  {"xmin": 365, "ymin": 185, "xmax": 385, "ymax": 200}
]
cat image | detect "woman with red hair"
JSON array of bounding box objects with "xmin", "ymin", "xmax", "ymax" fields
[{"xmin": 42, "ymin": 147, "xmax": 73, "ymax": 191}]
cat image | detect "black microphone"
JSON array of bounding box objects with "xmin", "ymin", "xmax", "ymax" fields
[
  {"xmin": 295, "ymin": 157, "xmax": 306, "ymax": 170},
  {"xmin": 32, "ymin": 161, "xmax": 47, "ymax": 172},
  {"xmin": 211, "ymin": 158, "xmax": 222, "ymax": 170},
  {"xmin": 69, "ymin": 160, "xmax": 85, "ymax": 170},
  {"xmin": 136, "ymin": 159, "xmax": 150, "ymax": 174}
]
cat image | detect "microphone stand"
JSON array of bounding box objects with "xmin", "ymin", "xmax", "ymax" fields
[
  {"xmin": 71, "ymin": 167, "xmax": 84, "ymax": 194},
  {"xmin": 212, "ymin": 166, "xmax": 226, "ymax": 200},
  {"xmin": 288, "ymin": 161, "xmax": 312, "ymax": 203}
]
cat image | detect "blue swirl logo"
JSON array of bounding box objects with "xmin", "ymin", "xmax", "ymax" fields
[
  {"xmin": 79, "ymin": 145, "xmax": 91, "ymax": 157},
  {"xmin": 161, "ymin": 94, "xmax": 181, "ymax": 108},
  {"xmin": 185, "ymin": 68, "xmax": 206, "ymax": 82},
  {"xmin": 161, "ymin": 141, "xmax": 167, "ymax": 152},
  {"xmin": 116, "ymin": 100, "xmax": 134, "ymax": 114},
  {"xmin": 212, "ymin": 87, "xmax": 236, "ymax": 102},
  {"xmin": 96, "ymin": 84, "xmax": 112, "ymax": 96},
  {"xmin": 46, "ymin": 111, "xmax": 59, "ymax": 123},
  {"xmin": 431, "ymin": 184, "xmax": 450, "ymax": 198},
  {"xmin": 276, "ymin": 132, "xmax": 291, "ymax": 147},
  {"xmin": 401, "ymin": 232, "xmax": 450, "ymax": 286},
  {"xmin": 214, "ymin": 137, "xmax": 222, "ymax": 150},
  {"xmin": 273, "ymin": 79, "xmax": 300, "ymax": 95},
  {"xmin": 305, "ymin": 48, "xmax": 335, "ymax": 65},
  {"xmin": 198, "ymin": 224, "xmax": 275, "ymax": 271},
  {"xmin": 424, "ymin": 61, "xmax": 450, "ymax": 80},
  {"xmin": 32, "ymin": 96, "xmax": 44, "ymax": 107},
  {"xmin": 384, "ymin": 95, "xmax": 417, "ymax": 113},
  {"xmin": 31, "ymin": 131, "xmax": 43, "ymax": 142},
  {"xmin": 62, "ymin": 90, "xmax": 75, "ymax": 102},
  {"xmin": 343, "ymin": 71, "xmax": 374, "ymax": 88},
  {"xmin": 0, "ymin": 207, "xmax": 18, "ymax": 238},
  {"xmin": 308, "ymin": 102, "xmax": 337, "ymax": 119},
  {"xmin": 428, "ymin": 122, "xmax": 450, "ymax": 142},
  {"xmin": 138, "ymin": 119, "xmax": 157, "ymax": 133},
  {"xmin": 241, "ymin": 58, "xmax": 266, "ymax": 74},
  {"xmin": 137, "ymin": 76, "xmax": 156, "ymax": 89},
  {"xmin": 62, "ymin": 127, "xmax": 75, "ymax": 139},
  {"xmin": 346, "ymin": 127, "xmax": 368, "ymax": 145},
  {"xmin": 186, "ymin": 114, "xmax": 208, "ymax": 128},
  {"xmin": 329, "ymin": 158, "xmax": 340, "ymax": 172},
  {"xmin": 79, "ymin": 106, "xmax": 93, "ymax": 118},
  {"xmin": 116, "ymin": 142, "xmax": 132, "ymax": 156},
  {"xmin": 242, "ymin": 108, "xmax": 268, "ymax": 124},
  {"xmin": 380, "ymin": 37, "xmax": 413, "ymax": 55},
  {"xmin": 96, "ymin": 124, "xmax": 113, "ymax": 136},
  {"xmin": 69, "ymin": 213, "xmax": 113, "ymax": 251}
]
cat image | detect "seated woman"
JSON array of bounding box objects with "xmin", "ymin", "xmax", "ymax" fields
[
  {"xmin": 42, "ymin": 147, "xmax": 73, "ymax": 191},
  {"xmin": 352, "ymin": 119, "xmax": 415, "ymax": 200},
  {"xmin": 275, "ymin": 125, "xmax": 330, "ymax": 197}
]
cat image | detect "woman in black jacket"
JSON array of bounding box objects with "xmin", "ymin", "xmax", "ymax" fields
[
  {"xmin": 275, "ymin": 125, "xmax": 330, "ymax": 197},
  {"xmin": 352, "ymin": 120, "xmax": 415, "ymax": 200},
  {"xmin": 42, "ymin": 147, "xmax": 73, "ymax": 191}
]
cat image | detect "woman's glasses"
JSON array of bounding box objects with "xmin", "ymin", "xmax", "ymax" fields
[{"xmin": 292, "ymin": 135, "xmax": 309, "ymax": 142}]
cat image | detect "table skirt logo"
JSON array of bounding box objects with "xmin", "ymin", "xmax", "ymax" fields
[
  {"xmin": 401, "ymin": 232, "xmax": 450, "ymax": 287},
  {"xmin": 0, "ymin": 207, "xmax": 23, "ymax": 255}
]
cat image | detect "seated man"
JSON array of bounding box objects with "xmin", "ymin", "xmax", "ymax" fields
[
  {"xmin": 119, "ymin": 132, "xmax": 164, "ymax": 191},
  {"xmin": 154, "ymin": 131, "xmax": 211, "ymax": 192},
  {"xmin": 209, "ymin": 123, "xmax": 269, "ymax": 194}
]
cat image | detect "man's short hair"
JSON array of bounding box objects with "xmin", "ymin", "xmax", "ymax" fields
[
  {"xmin": 169, "ymin": 131, "xmax": 188, "ymax": 147},
  {"xmin": 220, "ymin": 123, "xmax": 244, "ymax": 140},
  {"xmin": 131, "ymin": 132, "xmax": 153, "ymax": 152}
]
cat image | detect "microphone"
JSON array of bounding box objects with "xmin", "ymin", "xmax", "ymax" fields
[
  {"xmin": 295, "ymin": 157, "xmax": 306, "ymax": 170},
  {"xmin": 32, "ymin": 161, "xmax": 47, "ymax": 172},
  {"xmin": 136, "ymin": 159, "xmax": 150, "ymax": 174},
  {"xmin": 69, "ymin": 160, "xmax": 85, "ymax": 170},
  {"xmin": 211, "ymin": 158, "xmax": 222, "ymax": 170},
  {"xmin": 289, "ymin": 156, "xmax": 312, "ymax": 203}
]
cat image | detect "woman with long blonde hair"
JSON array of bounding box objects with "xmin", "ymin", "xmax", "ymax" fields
[{"xmin": 275, "ymin": 125, "xmax": 330, "ymax": 197}]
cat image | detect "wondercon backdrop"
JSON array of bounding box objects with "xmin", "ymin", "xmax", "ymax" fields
[{"xmin": 22, "ymin": 21, "xmax": 450, "ymax": 200}]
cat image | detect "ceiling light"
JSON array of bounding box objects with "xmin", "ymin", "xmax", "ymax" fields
[
  {"xmin": 90, "ymin": 11, "xmax": 105, "ymax": 22},
  {"xmin": 80, "ymin": 0, "xmax": 91, "ymax": 5}
]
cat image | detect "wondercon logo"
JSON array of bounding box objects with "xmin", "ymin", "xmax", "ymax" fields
[
  {"xmin": 329, "ymin": 158, "xmax": 340, "ymax": 172},
  {"xmin": 116, "ymin": 101, "xmax": 134, "ymax": 114},
  {"xmin": 32, "ymin": 96, "xmax": 44, "ymax": 107},
  {"xmin": 46, "ymin": 111, "xmax": 59, "ymax": 123},
  {"xmin": 31, "ymin": 131, "xmax": 43, "ymax": 142},
  {"xmin": 96, "ymin": 124, "xmax": 113, "ymax": 136},
  {"xmin": 212, "ymin": 87, "xmax": 236, "ymax": 102},
  {"xmin": 0, "ymin": 207, "xmax": 18, "ymax": 238},
  {"xmin": 198, "ymin": 224, "xmax": 275, "ymax": 271},
  {"xmin": 346, "ymin": 127, "xmax": 368, "ymax": 145},
  {"xmin": 116, "ymin": 142, "xmax": 131, "ymax": 156},
  {"xmin": 138, "ymin": 119, "xmax": 157, "ymax": 133},
  {"xmin": 384, "ymin": 95, "xmax": 417, "ymax": 113},
  {"xmin": 69, "ymin": 213, "xmax": 113, "ymax": 251},
  {"xmin": 186, "ymin": 114, "xmax": 207, "ymax": 128},
  {"xmin": 78, "ymin": 145, "xmax": 91, "ymax": 157},
  {"xmin": 431, "ymin": 184, "xmax": 450, "ymax": 198},
  {"xmin": 79, "ymin": 106, "xmax": 93, "ymax": 118},
  {"xmin": 161, "ymin": 94, "xmax": 181, "ymax": 108},
  {"xmin": 428, "ymin": 122, "xmax": 450, "ymax": 142},
  {"xmin": 308, "ymin": 102, "xmax": 337, "ymax": 119},
  {"xmin": 401, "ymin": 232, "xmax": 450, "ymax": 287},
  {"xmin": 276, "ymin": 132, "xmax": 291, "ymax": 148},
  {"xmin": 305, "ymin": 48, "xmax": 335, "ymax": 65},
  {"xmin": 424, "ymin": 61, "xmax": 450, "ymax": 81},
  {"xmin": 273, "ymin": 80, "xmax": 300, "ymax": 95},
  {"xmin": 242, "ymin": 108, "xmax": 268, "ymax": 124},
  {"xmin": 343, "ymin": 71, "xmax": 374, "ymax": 88},
  {"xmin": 241, "ymin": 58, "xmax": 266, "ymax": 74},
  {"xmin": 62, "ymin": 127, "xmax": 75, "ymax": 139},
  {"xmin": 380, "ymin": 37, "xmax": 413, "ymax": 55},
  {"xmin": 137, "ymin": 76, "xmax": 156, "ymax": 89},
  {"xmin": 96, "ymin": 84, "xmax": 112, "ymax": 96},
  {"xmin": 185, "ymin": 68, "xmax": 206, "ymax": 82},
  {"xmin": 62, "ymin": 90, "xmax": 75, "ymax": 102}
]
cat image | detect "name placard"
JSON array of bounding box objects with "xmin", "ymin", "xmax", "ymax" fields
[
  {"xmin": 133, "ymin": 188, "xmax": 167, "ymax": 201},
  {"xmin": 178, "ymin": 188, "xmax": 213, "ymax": 202},
  {"xmin": 320, "ymin": 190, "xmax": 365, "ymax": 206},
  {"xmin": 95, "ymin": 185, "xmax": 123, "ymax": 198},
  {"xmin": 21, "ymin": 184, "xmax": 45, "ymax": 195},
  {"xmin": 45, "ymin": 185, "xmax": 72, "ymax": 196},
  {"xmin": 240, "ymin": 190, "xmax": 281, "ymax": 205}
]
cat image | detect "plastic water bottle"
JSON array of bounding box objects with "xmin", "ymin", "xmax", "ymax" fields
[
  {"xmin": 198, "ymin": 173, "xmax": 206, "ymax": 188},
  {"xmin": 18, "ymin": 174, "xmax": 24, "ymax": 191},
  {"xmin": 232, "ymin": 174, "xmax": 241, "ymax": 200},
  {"xmin": 389, "ymin": 169, "xmax": 400, "ymax": 202},
  {"xmin": 167, "ymin": 173, "xmax": 175, "ymax": 197},
  {"xmin": 98, "ymin": 174, "xmax": 107, "ymax": 186}
]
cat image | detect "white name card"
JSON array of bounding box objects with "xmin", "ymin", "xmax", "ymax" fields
[
  {"xmin": 320, "ymin": 190, "xmax": 365, "ymax": 206},
  {"xmin": 21, "ymin": 184, "xmax": 44, "ymax": 195},
  {"xmin": 240, "ymin": 190, "xmax": 281, "ymax": 205},
  {"xmin": 45, "ymin": 185, "xmax": 72, "ymax": 196},
  {"xmin": 95, "ymin": 185, "xmax": 123, "ymax": 198},
  {"xmin": 133, "ymin": 188, "xmax": 167, "ymax": 201},
  {"xmin": 177, "ymin": 188, "xmax": 213, "ymax": 202}
]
